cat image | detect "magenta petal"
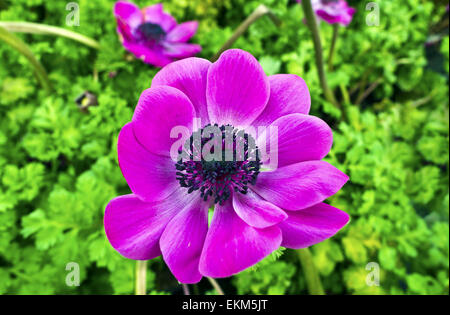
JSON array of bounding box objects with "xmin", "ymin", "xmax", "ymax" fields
[
  {"xmin": 122, "ymin": 41, "xmax": 172, "ymax": 67},
  {"xmin": 279, "ymin": 203, "xmax": 349, "ymax": 249},
  {"xmin": 251, "ymin": 74, "xmax": 311, "ymax": 127},
  {"xmin": 160, "ymin": 199, "xmax": 209, "ymax": 283},
  {"xmin": 199, "ymin": 200, "xmax": 282, "ymax": 278},
  {"xmin": 142, "ymin": 3, "xmax": 177, "ymax": 32},
  {"xmin": 152, "ymin": 58, "xmax": 211, "ymax": 125},
  {"xmin": 308, "ymin": 0, "xmax": 356, "ymax": 26},
  {"xmin": 132, "ymin": 86, "xmax": 195, "ymax": 157},
  {"xmin": 114, "ymin": 1, "xmax": 143, "ymax": 41},
  {"xmin": 166, "ymin": 21, "xmax": 199, "ymax": 43},
  {"xmin": 104, "ymin": 193, "xmax": 182, "ymax": 260},
  {"xmin": 206, "ymin": 49, "xmax": 270, "ymax": 127},
  {"xmin": 253, "ymin": 161, "xmax": 349, "ymax": 210},
  {"xmin": 232, "ymin": 190, "xmax": 287, "ymax": 228},
  {"xmin": 118, "ymin": 123, "xmax": 180, "ymax": 202},
  {"xmin": 258, "ymin": 113, "xmax": 333, "ymax": 168},
  {"xmin": 163, "ymin": 43, "xmax": 202, "ymax": 58}
]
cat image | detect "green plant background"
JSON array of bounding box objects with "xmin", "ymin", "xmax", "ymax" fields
[{"xmin": 0, "ymin": 0, "xmax": 448, "ymax": 295}]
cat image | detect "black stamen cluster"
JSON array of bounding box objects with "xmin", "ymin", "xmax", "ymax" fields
[
  {"xmin": 137, "ymin": 22, "xmax": 166, "ymax": 41},
  {"xmin": 175, "ymin": 124, "xmax": 261, "ymax": 205}
]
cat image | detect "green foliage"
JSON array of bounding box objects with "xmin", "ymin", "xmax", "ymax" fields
[
  {"xmin": 0, "ymin": 0, "xmax": 448, "ymax": 295},
  {"xmin": 234, "ymin": 260, "xmax": 296, "ymax": 295},
  {"xmin": 442, "ymin": 36, "xmax": 449, "ymax": 74}
]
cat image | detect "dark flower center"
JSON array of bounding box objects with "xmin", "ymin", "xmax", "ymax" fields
[
  {"xmin": 136, "ymin": 22, "xmax": 166, "ymax": 42},
  {"xmin": 175, "ymin": 124, "xmax": 262, "ymax": 205}
]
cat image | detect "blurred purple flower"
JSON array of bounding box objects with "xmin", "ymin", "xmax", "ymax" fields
[
  {"xmin": 104, "ymin": 49, "xmax": 349, "ymax": 283},
  {"xmin": 298, "ymin": 0, "xmax": 356, "ymax": 26},
  {"xmin": 114, "ymin": 1, "xmax": 201, "ymax": 67}
]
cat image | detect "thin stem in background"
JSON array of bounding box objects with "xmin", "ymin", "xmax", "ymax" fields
[
  {"xmin": 355, "ymin": 77, "xmax": 382, "ymax": 105},
  {"xmin": 339, "ymin": 83, "xmax": 351, "ymax": 105},
  {"xmin": 411, "ymin": 89, "xmax": 438, "ymax": 108},
  {"xmin": 182, "ymin": 283, "xmax": 190, "ymax": 295},
  {"xmin": 355, "ymin": 71, "xmax": 369, "ymax": 102},
  {"xmin": 211, "ymin": 4, "xmax": 281, "ymax": 62},
  {"xmin": 135, "ymin": 261, "xmax": 147, "ymax": 295},
  {"xmin": 297, "ymin": 248, "xmax": 325, "ymax": 295},
  {"xmin": 193, "ymin": 284, "xmax": 200, "ymax": 295},
  {"xmin": 327, "ymin": 24, "xmax": 339, "ymax": 71},
  {"xmin": 0, "ymin": 21, "xmax": 100, "ymax": 49},
  {"xmin": 300, "ymin": 0, "xmax": 339, "ymax": 110},
  {"xmin": 207, "ymin": 277, "xmax": 225, "ymax": 295},
  {"xmin": 350, "ymin": 59, "xmax": 410, "ymax": 104},
  {"xmin": 0, "ymin": 26, "xmax": 52, "ymax": 93}
]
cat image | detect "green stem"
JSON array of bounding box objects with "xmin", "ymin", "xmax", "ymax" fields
[
  {"xmin": 339, "ymin": 83, "xmax": 350, "ymax": 105},
  {"xmin": 355, "ymin": 77, "xmax": 382, "ymax": 105},
  {"xmin": 0, "ymin": 21, "xmax": 100, "ymax": 49},
  {"xmin": 193, "ymin": 284, "xmax": 200, "ymax": 295},
  {"xmin": 212, "ymin": 4, "xmax": 281, "ymax": 62},
  {"xmin": 411, "ymin": 89, "xmax": 438, "ymax": 108},
  {"xmin": 297, "ymin": 248, "xmax": 325, "ymax": 295},
  {"xmin": 0, "ymin": 26, "xmax": 52, "ymax": 93},
  {"xmin": 327, "ymin": 24, "xmax": 339, "ymax": 71},
  {"xmin": 354, "ymin": 71, "xmax": 369, "ymax": 103},
  {"xmin": 300, "ymin": 0, "xmax": 339, "ymax": 109},
  {"xmin": 135, "ymin": 261, "xmax": 147, "ymax": 295},
  {"xmin": 181, "ymin": 283, "xmax": 190, "ymax": 295},
  {"xmin": 207, "ymin": 277, "xmax": 225, "ymax": 295}
]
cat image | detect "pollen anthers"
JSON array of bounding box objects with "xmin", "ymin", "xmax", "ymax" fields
[{"xmin": 175, "ymin": 124, "xmax": 262, "ymax": 205}]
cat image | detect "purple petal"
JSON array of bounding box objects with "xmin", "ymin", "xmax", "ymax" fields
[
  {"xmin": 160, "ymin": 199, "xmax": 209, "ymax": 283},
  {"xmin": 316, "ymin": 9, "xmax": 353, "ymax": 26},
  {"xmin": 162, "ymin": 42, "xmax": 202, "ymax": 58},
  {"xmin": 257, "ymin": 113, "xmax": 333, "ymax": 168},
  {"xmin": 118, "ymin": 123, "xmax": 180, "ymax": 203},
  {"xmin": 232, "ymin": 190, "xmax": 287, "ymax": 228},
  {"xmin": 279, "ymin": 203, "xmax": 350, "ymax": 249},
  {"xmin": 122, "ymin": 41, "xmax": 172, "ymax": 67},
  {"xmin": 199, "ymin": 200, "xmax": 282, "ymax": 278},
  {"xmin": 252, "ymin": 161, "xmax": 349, "ymax": 211},
  {"xmin": 166, "ymin": 21, "xmax": 199, "ymax": 43},
  {"xmin": 152, "ymin": 57, "xmax": 211, "ymax": 126},
  {"xmin": 104, "ymin": 193, "xmax": 187, "ymax": 260},
  {"xmin": 132, "ymin": 86, "xmax": 196, "ymax": 157},
  {"xmin": 206, "ymin": 49, "xmax": 270, "ymax": 128},
  {"xmin": 114, "ymin": 1, "xmax": 143, "ymax": 41},
  {"xmin": 311, "ymin": 0, "xmax": 356, "ymax": 26},
  {"xmin": 251, "ymin": 74, "xmax": 310, "ymax": 127},
  {"xmin": 143, "ymin": 3, "xmax": 177, "ymax": 32}
]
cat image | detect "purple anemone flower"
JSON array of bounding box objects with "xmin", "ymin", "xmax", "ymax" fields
[
  {"xmin": 298, "ymin": 0, "xmax": 356, "ymax": 26},
  {"xmin": 104, "ymin": 49, "xmax": 350, "ymax": 283},
  {"xmin": 113, "ymin": 1, "xmax": 201, "ymax": 67}
]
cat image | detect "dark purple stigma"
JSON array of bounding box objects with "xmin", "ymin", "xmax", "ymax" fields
[
  {"xmin": 175, "ymin": 124, "xmax": 262, "ymax": 205},
  {"xmin": 136, "ymin": 22, "xmax": 166, "ymax": 42}
]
